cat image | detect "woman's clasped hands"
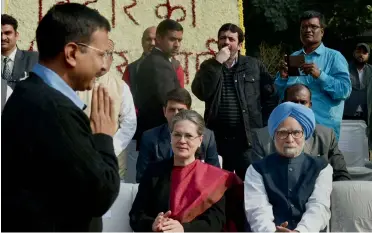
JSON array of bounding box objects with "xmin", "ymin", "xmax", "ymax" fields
[{"xmin": 152, "ymin": 210, "xmax": 184, "ymax": 232}]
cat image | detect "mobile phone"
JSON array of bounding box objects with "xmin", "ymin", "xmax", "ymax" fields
[{"xmin": 285, "ymin": 55, "xmax": 305, "ymax": 76}]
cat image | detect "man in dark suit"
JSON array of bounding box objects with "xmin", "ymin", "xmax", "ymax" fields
[
  {"xmin": 123, "ymin": 26, "xmax": 156, "ymax": 96},
  {"xmin": 1, "ymin": 14, "xmax": 38, "ymax": 89},
  {"xmin": 123, "ymin": 26, "xmax": 185, "ymax": 106},
  {"xmin": 135, "ymin": 19, "xmax": 183, "ymax": 148},
  {"xmin": 2, "ymin": 3, "xmax": 120, "ymax": 231},
  {"xmin": 344, "ymin": 43, "xmax": 371, "ymax": 124},
  {"xmin": 252, "ymin": 84, "xmax": 351, "ymax": 181},
  {"xmin": 136, "ymin": 88, "xmax": 220, "ymax": 182}
]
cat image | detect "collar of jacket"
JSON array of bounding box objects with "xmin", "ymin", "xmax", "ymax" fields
[
  {"xmin": 152, "ymin": 48, "xmax": 172, "ymax": 61},
  {"xmin": 232, "ymin": 53, "xmax": 254, "ymax": 72}
]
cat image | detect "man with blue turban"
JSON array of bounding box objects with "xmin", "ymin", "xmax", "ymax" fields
[
  {"xmin": 251, "ymin": 84, "xmax": 350, "ymax": 181},
  {"xmin": 244, "ymin": 102, "xmax": 333, "ymax": 232}
]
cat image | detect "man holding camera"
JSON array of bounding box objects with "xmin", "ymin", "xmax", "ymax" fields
[{"xmin": 275, "ymin": 11, "xmax": 351, "ymax": 140}]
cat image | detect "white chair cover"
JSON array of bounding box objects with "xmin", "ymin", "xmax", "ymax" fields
[
  {"xmin": 330, "ymin": 181, "xmax": 372, "ymax": 232},
  {"xmin": 102, "ymin": 183, "xmax": 139, "ymax": 232},
  {"xmin": 339, "ymin": 120, "xmax": 369, "ymax": 167}
]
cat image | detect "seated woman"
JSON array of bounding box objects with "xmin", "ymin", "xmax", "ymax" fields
[{"xmin": 129, "ymin": 110, "xmax": 243, "ymax": 232}]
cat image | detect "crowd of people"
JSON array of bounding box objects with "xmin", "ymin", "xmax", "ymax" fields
[{"xmin": 1, "ymin": 2, "xmax": 371, "ymax": 232}]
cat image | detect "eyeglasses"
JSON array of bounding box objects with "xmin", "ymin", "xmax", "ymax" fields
[
  {"xmin": 275, "ymin": 130, "xmax": 304, "ymax": 140},
  {"xmin": 300, "ymin": 25, "xmax": 321, "ymax": 31},
  {"xmin": 76, "ymin": 43, "xmax": 113, "ymax": 60},
  {"xmin": 171, "ymin": 132, "xmax": 200, "ymax": 142},
  {"xmin": 355, "ymin": 49, "xmax": 368, "ymax": 55}
]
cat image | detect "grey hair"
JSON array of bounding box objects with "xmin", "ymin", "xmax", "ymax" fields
[
  {"xmin": 170, "ymin": 110, "xmax": 205, "ymax": 136},
  {"xmin": 170, "ymin": 110, "xmax": 205, "ymax": 160}
]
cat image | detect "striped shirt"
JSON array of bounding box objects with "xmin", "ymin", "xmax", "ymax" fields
[{"xmin": 217, "ymin": 63, "xmax": 242, "ymax": 129}]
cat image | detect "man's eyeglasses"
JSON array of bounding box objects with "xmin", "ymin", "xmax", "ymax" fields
[
  {"xmin": 76, "ymin": 43, "xmax": 113, "ymax": 60},
  {"xmin": 300, "ymin": 25, "xmax": 321, "ymax": 31},
  {"xmin": 172, "ymin": 132, "xmax": 200, "ymax": 142},
  {"xmin": 275, "ymin": 130, "xmax": 304, "ymax": 140}
]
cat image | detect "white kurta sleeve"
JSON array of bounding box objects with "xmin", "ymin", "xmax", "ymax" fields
[
  {"xmin": 113, "ymin": 82, "xmax": 137, "ymax": 156},
  {"xmin": 295, "ymin": 164, "xmax": 333, "ymax": 232},
  {"xmin": 244, "ymin": 165, "xmax": 276, "ymax": 232}
]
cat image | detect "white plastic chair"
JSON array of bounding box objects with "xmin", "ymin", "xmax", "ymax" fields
[
  {"xmin": 339, "ymin": 120, "xmax": 369, "ymax": 167},
  {"xmin": 102, "ymin": 183, "xmax": 139, "ymax": 232},
  {"xmin": 330, "ymin": 181, "xmax": 372, "ymax": 232}
]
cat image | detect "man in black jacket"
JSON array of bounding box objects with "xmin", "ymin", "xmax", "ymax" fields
[
  {"xmin": 135, "ymin": 19, "xmax": 183, "ymax": 148},
  {"xmin": 192, "ymin": 23, "xmax": 276, "ymax": 179},
  {"xmin": 344, "ymin": 43, "xmax": 371, "ymax": 124},
  {"xmin": 2, "ymin": 3, "xmax": 120, "ymax": 231}
]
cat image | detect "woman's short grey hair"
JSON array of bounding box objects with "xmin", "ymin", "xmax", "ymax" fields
[
  {"xmin": 170, "ymin": 110, "xmax": 205, "ymax": 160},
  {"xmin": 170, "ymin": 110, "xmax": 205, "ymax": 136}
]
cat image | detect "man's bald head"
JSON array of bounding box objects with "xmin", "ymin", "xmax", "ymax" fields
[
  {"xmin": 142, "ymin": 26, "xmax": 156, "ymax": 55},
  {"xmin": 284, "ymin": 84, "xmax": 312, "ymax": 108}
]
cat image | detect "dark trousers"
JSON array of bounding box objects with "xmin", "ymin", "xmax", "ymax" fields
[{"xmin": 215, "ymin": 134, "xmax": 252, "ymax": 180}]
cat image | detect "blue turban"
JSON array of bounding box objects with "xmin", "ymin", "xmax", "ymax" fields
[{"xmin": 268, "ymin": 102, "xmax": 315, "ymax": 140}]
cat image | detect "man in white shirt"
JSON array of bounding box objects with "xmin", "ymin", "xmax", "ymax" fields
[
  {"xmin": 245, "ymin": 102, "xmax": 332, "ymax": 232},
  {"xmin": 78, "ymin": 39, "xmax": 137, "ymax": 178},
  {"xmin": 1, "ymin": 14, "xmax": 38, "ymax": 89}
]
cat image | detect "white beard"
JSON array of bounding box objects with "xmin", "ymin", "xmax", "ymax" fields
[
  {"xmin": 275, "ymin": 140, "xmax": 305, "ymax": 158},
  {"xmin": 282, "ymin": 147, "xmax": 301, "ymax": 157}
]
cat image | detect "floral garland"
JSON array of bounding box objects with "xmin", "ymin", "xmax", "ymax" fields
[
  {"xmin": 114, "ymin": 50, "xmax": 129, "ymax": 75},
  {"xmin": 42, "ymin": 0, "xmax": 98, "ymax": 22},
  {"xmin": 84, "ymin": 0, "xmax": 98, "ymax": 5},
  {"xmin": 195, "ymin": 38, "xmax": 217, "ymax": 71},
  {"xmin": 20, "ymin": 0, "xmax": 242, "ymax": 75},
  {"xmin": 56, "ymin": 0, "xmax": 69, "ymax": 4},
  {"xmin": 178, "ymin": 51, "xmax": 192, "ymax": 84},
  {"xmin": 111, "ymin": 0, "xmax": 116, "ymax": 28},
  {"xmin": 238, "ymin": 0, "xmax": 246, "ymax": 55},
  {"xmin": 155, "ymin": 0, "xmax": 186, "ymax": 23},
  {"xmin": 191, "ymin": 0, "xmax": 196, "ymax": 27},
  {"xmin": 28, "ymin": 39, "xmax": 35, "ymax": 51},
  {"xmin": 124, "ymin": 0, "xmax": 139, "ymax": 25},
  {"xmin": 39, "ymin": 0, "xmax": 43, "ymax": 22}
]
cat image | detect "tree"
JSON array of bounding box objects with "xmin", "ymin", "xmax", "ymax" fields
[{"xmin": 243, "ymin": 0, "xmax": 372, "ymax": 57}]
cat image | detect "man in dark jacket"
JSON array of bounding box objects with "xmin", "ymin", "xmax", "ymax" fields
[
  {"xmin": 344, "ymin": 43, "xmax": 372, "ymax": 124},
  {"xmin": 123, "ymin": 26, "xmax": 185, "ymax": 107},
  {"xmin": 252, "ymin": 84, "xmax": 351, "ymax": 181},
  {"xmin": 122, "ymin": 26, "xmax": 156, "ymax": 99},
  {"xmin": 135, "ymin": 19, "xmax": 183, "ymax": 148},
  {"xmin": 2, "ymin": 3, "xmax": 120, "ymax": 231},
  {"xmin": 136, "ymin": 88, "xmax": 220, "ymax": 182},
  {"xmin": 192, "ymin": 23, "xmax": 276, "ymax": 179}
]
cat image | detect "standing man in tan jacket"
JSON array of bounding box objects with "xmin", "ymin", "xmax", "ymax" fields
[{"xmin": 78, "ymin": 39, "xmax": 137, "ymax": 178}]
